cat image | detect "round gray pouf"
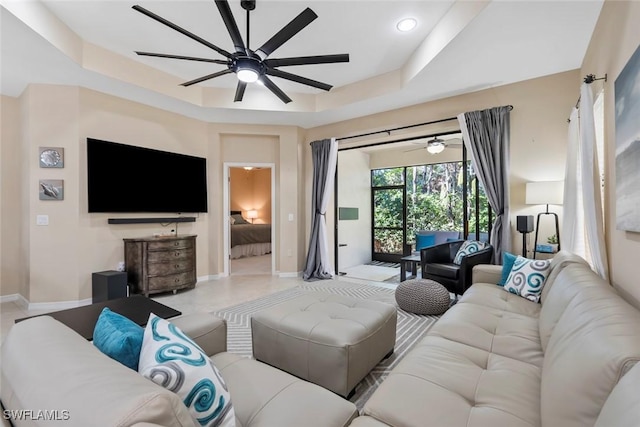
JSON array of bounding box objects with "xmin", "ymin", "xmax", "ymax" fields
[{"xmin": 395, "ymin": 278, "xmax": 451, "ymax": 315}]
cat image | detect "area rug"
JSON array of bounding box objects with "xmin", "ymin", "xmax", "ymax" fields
[
  {"xmin": 340, "ymin": 264, "xmax": 399, "ymax": 282},
  {"xmin": 211, "ymin": 280, "xmax": 440, "ymax": 411}
]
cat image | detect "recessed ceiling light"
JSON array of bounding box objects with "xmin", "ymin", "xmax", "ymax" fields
[{"xmin": 397, "ymin": 18, "xmax": 417, "ymax": 32}]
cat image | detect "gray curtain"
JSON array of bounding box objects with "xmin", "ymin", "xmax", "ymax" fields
[
  {"xmin": 303, "ymin": 138, "xmax": 338, "ymax": 280},
  {"xmin": 457, "ymin": 106, "xmax": 511, "ymax": 263}
]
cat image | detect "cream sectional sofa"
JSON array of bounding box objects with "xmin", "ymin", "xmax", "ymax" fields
[
  {"xmin": 352, "ymin": 251, "xmax": 640, "ymax": 427},
  {"xmin": 3, "ymin": 251, "xmax": 640, "ymax": 427},
  {"xmin": 1, "ymin": 312, "xmax": 358, "ymax": 427}
]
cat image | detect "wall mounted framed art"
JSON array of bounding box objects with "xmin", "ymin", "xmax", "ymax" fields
[
  {"xmin": 39, "ymin": 147, "xmax": 64, "ymax": 168},
  {"xmin": 39, "ymin": 179, "xmax": 64, "ymax": 201},
  {"xmin": 615, "ymin": 43, "xmax": 640, "ymax": 232}
]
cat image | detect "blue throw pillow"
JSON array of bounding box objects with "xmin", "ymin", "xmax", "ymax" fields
[
  {"xmin": 416, "ymin": 234, "xmax": 436, "ymax": 250},
  {"xmin": 93, "ymin": 307, "xmax": 144, "ymax": 370},
  {"xmin": 499, "ymin": 252, "xmax": 518, "ymax": 286}
]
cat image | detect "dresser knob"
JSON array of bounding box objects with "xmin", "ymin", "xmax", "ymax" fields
[
  {"xmin": 174, "ymin": 242, "xmax": 179, "ymax": 246},
  {"xmin": 175, "ymin": 264, "xmax": 180, "ymax": 269},
  {"xmin": 175, "ymin": 252, "xmax": 180, "ymax": 257},
  {"xmin": 175, "ymin": 278, "xmax": 179, "ymax": 283}
]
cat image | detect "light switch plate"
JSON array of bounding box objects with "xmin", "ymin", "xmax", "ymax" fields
[
  {"xmin": 36, "ymin": 215, "xmax": 49, "ymax": 225},
  {"xmin": 288, "ymin": 213, "xmax": 294, "ymax": 221}
]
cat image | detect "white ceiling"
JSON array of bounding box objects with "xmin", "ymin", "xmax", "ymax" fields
[{"xmin": 1, "ymin": 0, "xmax": 604, "ymax": 128}]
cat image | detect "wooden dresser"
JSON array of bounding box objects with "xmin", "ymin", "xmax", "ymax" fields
[{"xmin": 124, "ymin": 235, "xmax": 196, "ymax": 296}]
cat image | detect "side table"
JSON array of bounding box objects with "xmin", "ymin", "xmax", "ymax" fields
[{"xmin": 400, "ymin": 254, "xmax": 421, "ymax": 282}]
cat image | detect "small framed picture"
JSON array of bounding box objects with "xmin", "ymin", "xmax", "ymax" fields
[
  {"xmin": 39, "ymin": 179, "xmax": 64, "ymax": 200},
  {"xmin": 39, "ymin": 147, "xmax": 64, "ymax": 168}
]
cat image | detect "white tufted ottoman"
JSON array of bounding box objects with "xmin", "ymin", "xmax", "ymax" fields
[{"xmin": 251, "ymin": 292, "xmax": 397, "ymax": 398}]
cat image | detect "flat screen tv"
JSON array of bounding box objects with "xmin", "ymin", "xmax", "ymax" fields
[{"xmin": 87, "ymin": 138, "xmax": 208, "ymax": 213}]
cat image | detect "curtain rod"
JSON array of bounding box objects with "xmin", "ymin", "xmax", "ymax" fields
[
  {"xmin": 335, "ymin": 105, "xmax": 513, "ymax": 142},
  {"xmin": 574, "ymin": 74, "xmax": 607, "ymax": 108},
  {"xmin": 567, "ymin": 73, "xmax": 607, "ymax": 122}
]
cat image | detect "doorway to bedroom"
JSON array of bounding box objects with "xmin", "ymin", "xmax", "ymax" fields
[{"xmin": 224, "ymin": 163, "xmax": 275, "ymax": 276}]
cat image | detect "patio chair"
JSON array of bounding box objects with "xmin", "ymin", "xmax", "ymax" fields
[{"xmin": 420, "ymin": 240, "xmax": 494, "ymax": 296}]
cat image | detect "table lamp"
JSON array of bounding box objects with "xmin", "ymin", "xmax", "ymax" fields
[{"xmin": 246, "ymin": 210, "xmax": 258, "ymax": 224}]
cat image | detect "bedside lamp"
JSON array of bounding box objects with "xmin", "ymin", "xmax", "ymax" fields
[
  {"xmin": 526, "ymin": 181, "xmax": 563, "ymax": 258},
  {"xmin": 246, "ymin": 210, "xmax": 258, "ymax": 224}
]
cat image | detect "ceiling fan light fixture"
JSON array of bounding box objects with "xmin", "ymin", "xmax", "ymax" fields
[
  {"xmin": 427, "ymin": 141, "xmax": 445, "ymax": 154},
  {"xmin": 397, "ymin": 18, "xmax": 417, "ymax": 32},
  {"xmin": 237, "ymin": 68, "xmax": 260, "ymax": 83}
]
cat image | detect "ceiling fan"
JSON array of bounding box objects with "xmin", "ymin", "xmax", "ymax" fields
[
  {"xmin": 405, "ymin": 136, "xmax": 463, "ymax": 154},
  {"xmin": 132, "ymin": 0, "xmax": 350, "ymax": 104}
]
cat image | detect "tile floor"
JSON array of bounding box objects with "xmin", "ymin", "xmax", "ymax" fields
[{"xmin": 0, "ymin": 272, "xmax": 303, "ymax": 349}]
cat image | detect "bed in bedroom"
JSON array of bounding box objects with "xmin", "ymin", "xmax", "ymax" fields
[{"xmin": 230, "ymin": 211, "xmax": 272, "ymax": 259}]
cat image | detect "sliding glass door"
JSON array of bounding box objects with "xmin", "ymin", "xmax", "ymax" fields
[
  {"xmin": 371, "ymin": 168, "xmax": 405, "ymax": 262},
  {"xmin": 371, "ymin": 161, "xmax": 491, "ymax": 263}
]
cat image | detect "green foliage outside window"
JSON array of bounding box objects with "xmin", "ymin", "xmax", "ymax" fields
[{"xmin": 372, "ymin": 162, "xmax": 491, "ymax": 254}]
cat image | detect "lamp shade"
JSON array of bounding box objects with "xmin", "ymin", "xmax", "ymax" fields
[
  {"xmin": 246, "ymin": 210, "xmax": 258, "ymax": 220},
  {"xmin": 525, "ymin": 181, "xmax": 564, "ymax": 205}
]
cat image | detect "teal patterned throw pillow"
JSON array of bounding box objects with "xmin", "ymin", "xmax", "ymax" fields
[
  {"xmin": 138, "ymin": 314, "xmax": 235, "ymax": 427},
  {"xmin": 453, "ymin": 240, "xmax": 487, "ymax": 265},
  {"xmin": 503, "ymin": 256, "xmax": 551, "ymax": 302}
]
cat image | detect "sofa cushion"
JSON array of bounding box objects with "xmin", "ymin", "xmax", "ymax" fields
[
  {"xmin": 595, "ymin": 361, "xmax": 640, "ymax": 427},
  {"xmin": 503, "ymin": 256, "xmax": 551, "ymax": 302},
  {"xmin": 362, "ymin": 335, "xmax": 541, "ymax": 427},
  {"xmin": 429, "ymin": 299, "xmax": 544, "ymax": 367},
  {"xmin": 460, "ymin": 283, "xmax": 541, "ymax": 319},
  {"xmin": 139, "ymin": 314, "xmax": 235, "ymax": 427},
  {"xmin": 211, "ymin": 352, "xmax": 358, "ymax": 427},
  {"xmin": 93, "ymin": 307, "xmax": 144, "ymax": 370},
  {"xmin": 539, "ymin": 251, "xmax": 590, "ymax": 304},
  {"xmin": 1, "ymin": 316, "xmax": 196, "ymax": 427},
  {"xmin": 424, "ymin": 262, "xmax": 459, "ymax": 279},
  {"xmin": 540, "ymin": 274, "xmax": 640, "ymax": 427}
]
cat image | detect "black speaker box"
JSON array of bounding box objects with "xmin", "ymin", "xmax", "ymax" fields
[
  {"xmin": 92, "ymin": 270, "xmax": 128, "ymax": 303},
  {"xmin": 516, "ymin": 215, "xmax": 534, "ymax": 233}
]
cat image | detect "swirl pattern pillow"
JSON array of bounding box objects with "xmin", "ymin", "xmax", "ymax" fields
[
  {"xmin": 503, "ymin": 256, "xmax": 551, "ymax": 302},
  {"xmin": 138, "ymin": 314, "xmax": 235, "ymax": 427},
  {"xmin": 453, "ymin": 240, "xmax": 487, "ymax": 265}
]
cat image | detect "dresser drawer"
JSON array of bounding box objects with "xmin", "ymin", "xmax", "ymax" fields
[
  {"xmin": 147, "ymin": 259, "xmax": 194, "ymax": 276},
  {"xmin": 148, "ymin": 272, "xmax": 195, "ymax": 291},
  {"xmin": 147, "ymin": 247, "xmax": 194, "ymax": 263},
  {"xmin": 147, "ymin": 238, "xmax": 193, "ymax": 251}
]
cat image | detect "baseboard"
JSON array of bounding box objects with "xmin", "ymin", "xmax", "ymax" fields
[
  {"xmin": 26, "ymin": 297, "xmax": 93, "ymax": 312},
  {"xmin": 0, "ymin": 294, "xmax": 20, "ymax": 304},
  {"xmin": 197, "ymin": 274, "xmax": 221, "ymax": 282},
  {"xmin": 278, "ymin": 272, "xmax": 300, "ymax": 278}
]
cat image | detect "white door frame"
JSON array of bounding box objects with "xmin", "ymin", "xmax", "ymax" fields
[{"xmin": 223, "ymin": 162, "xmax": 276, "ymax": 276}]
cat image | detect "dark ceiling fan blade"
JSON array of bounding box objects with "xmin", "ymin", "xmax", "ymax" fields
[
  {"xmin": 261, "ymin": 76, "xmax": 292, "ymax": 104},
  {"xmin": 266, "ymin": 68, "xmax": 332, "ymax": 91},
  {"xmin": 234, "ymin": 81, "xmax": 247, "ymax": 102},
  {"xmin": 135, "ymin": 51, "xmax": 228, "ymax": 65},
  {"xmin": 215, "ymin": 0, "xmax": 246, "ymax": 53},
  {"xmin": 132, "ymin": 5, "xmax": 232, "ymax": 59},
  {"xmin": 256, "ymin": 7, "xmax": 317, "ymax": 58},
  {"xmin": 264, "ymin": 54, "xmax": 349, "ymax": 67},
  {"xmin": 180, "ymin": 69, "xmax": 233, "ymax": 87}
]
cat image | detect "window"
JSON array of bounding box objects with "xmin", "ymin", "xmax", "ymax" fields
[{"xmin": 372, "ymin": 161, "xmax": 491, "ymax": 262}]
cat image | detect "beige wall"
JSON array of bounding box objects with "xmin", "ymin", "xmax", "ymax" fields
[
  {"xmin": 1, "ymin": 85, "xmax": 305, "ymax": 303},
  {"xmin": 581, "ymin": 0, "xmax": 640, "ymax": 307},
  {"xmin": 306, "ymin": 71, "xmax": 580, "ymax": 262},
  {"xmin": 1, "ymin": 95, "xmax": 23, "ymax": 298}
]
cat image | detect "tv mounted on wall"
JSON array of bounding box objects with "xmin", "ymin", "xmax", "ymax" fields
[{"xmin": 87, "ymin": 138, "xmax": 208, "ymax": 213}]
